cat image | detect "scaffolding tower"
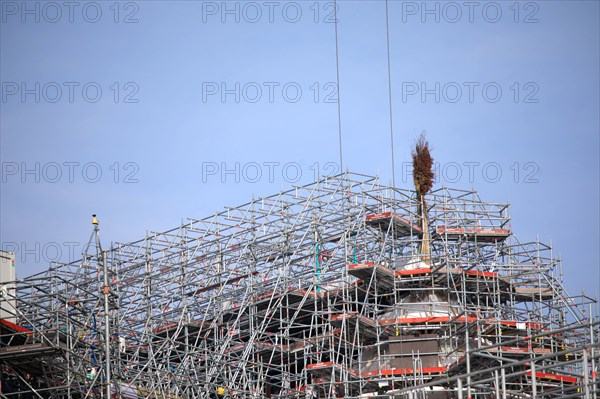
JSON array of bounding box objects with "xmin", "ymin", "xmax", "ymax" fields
[{"xmin": 1, "ymin": 171, "xmax": 598, "ymax": 398}]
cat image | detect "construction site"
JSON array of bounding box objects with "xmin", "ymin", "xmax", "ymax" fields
[{"xmin": 1, "ymin": 167, "xmax": 598, "ymax": 398}]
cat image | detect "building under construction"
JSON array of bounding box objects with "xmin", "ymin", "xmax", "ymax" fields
[{"xmin": 1, "ymin": 171, "xmax": 598, "ymax": 398}]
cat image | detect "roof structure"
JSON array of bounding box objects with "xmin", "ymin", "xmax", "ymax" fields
[{"xmin": 1, "ymin": 171, "xmax": 598, "ymax": 398}]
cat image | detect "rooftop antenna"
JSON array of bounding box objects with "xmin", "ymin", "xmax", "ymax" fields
[{"xmin": 87, "ymin": 214, "xmax": 112, "ymax": 398}]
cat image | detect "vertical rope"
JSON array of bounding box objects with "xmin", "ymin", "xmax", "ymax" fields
[
  {"xmin": 333, "ymin": 0, "xmax": 343, "ymax": 173},
  {"xmin": 385, "ymin": 0, "xmax": 396, "ymax": 191}
]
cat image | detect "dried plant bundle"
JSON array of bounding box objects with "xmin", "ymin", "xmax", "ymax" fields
[{"xmin": 412, "ymin": 134, "xmax": 434, "ymax": 196}]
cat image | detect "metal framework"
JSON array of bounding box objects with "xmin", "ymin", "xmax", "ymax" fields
[{"xmin": 1, "ymin": 171, "xmax": 598, "ymax": 398}]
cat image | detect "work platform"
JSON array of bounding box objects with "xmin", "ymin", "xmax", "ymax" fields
[{"xmin": 366, "ymin": 212, "xmax": 423, "ymax": 237}]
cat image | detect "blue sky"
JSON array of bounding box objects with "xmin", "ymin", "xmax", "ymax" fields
[{"xmin": 1, "ymin": 1, "xmax": 598, "ymax": 297}]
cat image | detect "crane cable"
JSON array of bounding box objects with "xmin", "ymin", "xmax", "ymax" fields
[
  {"xmin": 333, "ymin": 0, "xmax": 343, "ymax": 174},
  {"xmin": 385, "ymin": 0, "xmax": 397, "ymax": 192}
]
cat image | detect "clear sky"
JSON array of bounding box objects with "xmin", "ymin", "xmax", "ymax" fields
[{"xmin": 1, "ymin": 1, "xmax": 598, "ymax": 298}]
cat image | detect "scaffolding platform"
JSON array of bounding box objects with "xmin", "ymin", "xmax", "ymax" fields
[
  {"xmin": 513, "ymin": 286, "xmax": 555, "ymax": 301},
  {"xmin": 366, "ymin": 212, "xmax": 423, "ymax": 237},
  {"xmin": 0, "ymin": 342, "xmax": 61, "ymax": 360},
  {"xmin": 436, "ymin": 227, "xmax": 510, "ymax": 242},
  {"xmin": 347, "ymin": 262, "xmax": 396, "ymax": 290},
  {"xmin": 526, "ymin": 371, "xmax": 578, "ymax": 384}
]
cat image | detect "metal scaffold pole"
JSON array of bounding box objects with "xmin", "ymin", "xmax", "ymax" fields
[{"xmin": 103, "ymin": 249, "xmax": 111, "ymax": 399}]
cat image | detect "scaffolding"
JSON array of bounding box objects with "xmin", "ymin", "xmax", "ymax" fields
[{"xmin": 1, "ymin": 171, "xmax": 598, "ymax": 398}]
